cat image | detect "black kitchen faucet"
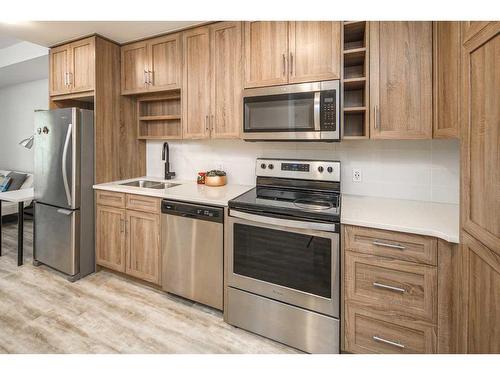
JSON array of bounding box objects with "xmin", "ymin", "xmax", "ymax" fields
[{"xmin": 162, "ymin": 142, "xmax": 176, "ymax": 180}]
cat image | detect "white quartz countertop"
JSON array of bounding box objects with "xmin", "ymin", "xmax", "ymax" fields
[
  {"xmin": 341, "ymin": 194, "xmax": 460, "ymax": 243},
  {"xmin": 93, "ymin": 176, "xmax": 253, "ymax": 207}
]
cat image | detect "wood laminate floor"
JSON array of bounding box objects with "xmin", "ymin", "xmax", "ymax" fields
[{"xmin": 0, "ymin": 219, "xmax": 299, "ymax": 354}]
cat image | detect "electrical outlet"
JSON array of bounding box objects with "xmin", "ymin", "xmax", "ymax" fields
[{"xmin": 352, "ymin": 168, "xmax": 362, "ymax": 182}]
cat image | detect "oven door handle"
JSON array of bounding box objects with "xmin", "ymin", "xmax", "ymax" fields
[{"xmin": 230, "ymin": 209, "xmax": 337, "ymax": 232}]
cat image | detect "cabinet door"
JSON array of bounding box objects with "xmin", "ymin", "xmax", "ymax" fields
[
  {"xmin": 462, "ymin": 21, "xmax": 491, "ymax": 43},
  {"xmin": 288, "ymin": 21, "xmax": 341, "ymax": 83},
  {"xmin": 459, "ymin": 232, "xmax": 500, "ymax": 353},
  {"xmin": 182, "ymin": 26, "xmax": 211, "ymax": 139},
  {"xmin": 126, "ymin": 210, "xmax": 160, "ymax": 284},
  {"xmin": 49, "ymin": 45, "xmax": 70, "ymax": 96},
  {"xmin": 433, "ymin": 22, "xmax": 461, "ymax": 138},
  {"xmin": 458, "ymin": 22, "xmax": 500, "ymax": 354},
  {"xmin": 96, "ymin": 205, "xmax": 126, "ymax": 272},
  {"xmin": 210, "ymin": 21, "xmax": 243, "ymax": 139},
  {"xmin": 244, "ymin": 21, "xmax": 289, "ymax": 88},
  {"xmin": 460, "ymin": 22, "xmax": 500, "ymax": 253},
  {"xmin": 149, "ymin": 33, "xmax": 182, "ymax": 92},
  {"xmin": 68, "ymin": 37, "xmax": 95, "ymax": 93},
  {"xmin": 370, "ymin": 22, "xmax": 433, "ymax": 139},
  {"xmin": 121, "ymin": 41, "xmax": 149, "ymax": 95}
]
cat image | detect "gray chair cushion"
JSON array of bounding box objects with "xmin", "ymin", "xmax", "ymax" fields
[{"xmin": 6, "ymin": 172, "xmax": 28, "ymax": 191}]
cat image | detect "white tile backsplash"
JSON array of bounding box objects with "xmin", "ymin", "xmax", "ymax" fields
[{"xmin": 146, "ymin": 139, "xmax": 460, "ymax": 204}]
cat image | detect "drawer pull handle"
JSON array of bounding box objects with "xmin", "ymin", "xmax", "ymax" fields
[
  {"xmin": 372, "ymin": 240, "xmax": 405, "ymax": 250},
  {"xmin": 372, "ymin": 335, "xmax": 405, "ymax": 349},
  {"xmin": 373, "ymin": 282, "xmax": 406, "ymax": 293}
]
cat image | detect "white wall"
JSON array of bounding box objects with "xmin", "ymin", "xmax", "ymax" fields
[
  {"xmin": 0, "ymin": 78, "xmax": 48, "ymax": 173},
  {"xmin": 147, "ymin": 139, "xmax": 460, "ymax": 204}
]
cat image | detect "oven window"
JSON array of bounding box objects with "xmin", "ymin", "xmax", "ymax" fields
[
  {"xmin": 233, "ymin": 223, "xmax": 331, "ymax": 298},
  {"xmin": 244, "ymin": 92, "xmax": 315, "ymax": 132}
]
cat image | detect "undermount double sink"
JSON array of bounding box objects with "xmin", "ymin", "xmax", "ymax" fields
[{"xmin": 120, "ymin": 180, "xmax": 180, "ymax": 190}]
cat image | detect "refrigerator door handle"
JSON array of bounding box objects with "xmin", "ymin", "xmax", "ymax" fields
[
  {"xmin": 62, "ymin": 123, "xmax": 72, "ymax": 207},
  {"xmin": 57, "ymin": 208, "xmax": 73, "ymax": 215}
]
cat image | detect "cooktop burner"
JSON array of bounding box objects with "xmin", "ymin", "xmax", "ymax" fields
[
  {"xmin": 293, "ymin": 198, "xmax": 335, "ymax": 211},
  {"xmin": 229, "ymin": 158, "xmax": 341, "ymax": 223}
]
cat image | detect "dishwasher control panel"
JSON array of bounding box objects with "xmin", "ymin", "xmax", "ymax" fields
[{"xmin": 161, "ymin": 200, "xmax": 224, "ymax": 223}]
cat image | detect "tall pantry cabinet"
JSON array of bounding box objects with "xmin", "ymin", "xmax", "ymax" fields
[{"xmin": 458, "ymin": 21, "xmax": 500, "ymax": 354}]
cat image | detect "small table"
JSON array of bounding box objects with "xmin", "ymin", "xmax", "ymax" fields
[{"xmin": 0, "ymin": 188, "xmax": 34, "ymax": 266}]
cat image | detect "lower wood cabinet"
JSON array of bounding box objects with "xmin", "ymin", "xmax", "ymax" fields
[
  {"xmin": 95, "ymin": 205, "xmax": 126, "ymax": 272},
  {"xmin": 95, "ymin": 191, "xmax": 161, "ymax": 285},
  {"xmin": 342, "ymin": 225, "xmax": 457, "ymax": 354},
  {"xmin": 125, "ymin": 210, "xmax": 160, "ymax": 284},
  {"xmin": 345, "ymin": 305, "xmax": 437, "ymax": 354},
  {"xmin": 345, "ymin": 252, "xmax": 437, "ymax": 323}
]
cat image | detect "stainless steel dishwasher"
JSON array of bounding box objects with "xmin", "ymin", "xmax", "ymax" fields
[{"xmin": 161, "ymin": 199, "xmax": 224, "ymax": 310}]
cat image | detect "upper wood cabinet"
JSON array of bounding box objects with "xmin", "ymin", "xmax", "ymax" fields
[
  {"xmin": 244, "ymin": 21, "xmax": 289, "ymax": 88},
  {"xmin": 49, "ymin": 36, "xmax": 95, "ymax": 96},
  {"xmin": 183, "ymin": 22, "xmax": 243, "ymax": 139},
  {"xmin": 120, "ymin": 33, "xmax": 181, "ymax": 95},
  {"xmin": 289, "ymin": 21, "xmax": 341, "ymax": 83},
  {"xmin": 149, "ymin": 34, "xmax": 182, "ymax": 92},
  {"xmin": 121, "ymin": 41, "xmax": 148, "ymax": 95},
  {"xmin": 244, "ymin": 21, "xmax": 341, "ymax": 88},
  {"xmin": 182, "ymin": 26, "xmax": 211, "ymax": 139},
  {"xmin": 433, "ymin": 22, "xmax": 461, "ymax": 138},
  {"xmin": 369, "ymin": 22, "xmax": 433, "ymax": 139},
  {"xmin": 49, "ymin": 45, "xmax": 70, "ymax": 96},
  {"xmin": 210, "ymin": 21, "xmax": 243, "ymax": 138},
  {"xmin": 69, "ymin": 38, "xmax": 96, "ymax": 93}
]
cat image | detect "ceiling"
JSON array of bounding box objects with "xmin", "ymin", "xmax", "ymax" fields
[
  {"xmin": 0, "ymin": 55, "xmax": 48, "ymax": 88},
  {"xmin": 0, "ymin": 35, "xmax": 19, "ymax": 48},
  {"xmin": 0, "ymin": 21, "xmax": 206, "ymax": 47}
]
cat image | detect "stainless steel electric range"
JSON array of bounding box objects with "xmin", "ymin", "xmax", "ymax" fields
[{"xmin": 224, "ymin": 158, "xmax": 341, "ymax": 354}]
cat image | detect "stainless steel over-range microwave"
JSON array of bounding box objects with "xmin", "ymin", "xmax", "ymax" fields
[{"xmin": 242, "ymin": 80, "xmax": 340, "ymax": 142}]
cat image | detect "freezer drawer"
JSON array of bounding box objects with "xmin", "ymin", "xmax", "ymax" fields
[{"xmin": 34, "ymin": 202, "xmax": 80, "ymax": 276}]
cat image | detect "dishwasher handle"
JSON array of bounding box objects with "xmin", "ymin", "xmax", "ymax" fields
[{"xmin": 161, "ymin": 200, "xmax": 224, "ymax": 224}]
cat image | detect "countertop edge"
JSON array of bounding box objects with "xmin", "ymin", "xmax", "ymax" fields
[
  {"xmin": 93, "ymin": 178, "xmax": 253, "ymax": 207},
  {"xmin": 340, "ymin": 218, "xmax": 459, "ymax": 244}
]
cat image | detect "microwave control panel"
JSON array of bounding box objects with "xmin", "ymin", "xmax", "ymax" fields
[{"xmin": 320, "ymin": 90, "xmax": 337, "ymax": 131}]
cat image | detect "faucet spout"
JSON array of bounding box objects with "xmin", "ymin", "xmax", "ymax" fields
[{"xmin": 162, "ymin": 142, "xmax": 175, "ymax": 180}]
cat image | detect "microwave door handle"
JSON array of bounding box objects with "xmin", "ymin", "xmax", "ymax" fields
[
  {"xmin": 230, "ymin": 209, "xmax": 337, "ymax": 232},
  {"xmin": 62, "ymin": 123, "xmax": 72, "ymax": 207},
  {"xmin": 314, "ymin": 91, "xmax": 321, "ymax": 131}
]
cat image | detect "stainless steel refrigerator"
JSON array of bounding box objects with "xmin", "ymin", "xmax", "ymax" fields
[{"xmin": 33, "ymin": 108, "xmax": 95, "ymax": 281}]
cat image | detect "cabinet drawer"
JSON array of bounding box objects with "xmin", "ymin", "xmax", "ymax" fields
[
  {"xmin": 345, "ymin": 252, "xmax": 437, "ymax": 322},
  {"xmin": 345, "ymin": 305, "xmax": 436, "ymax": 354},
  {"xmin": 126, "ymin": 194, "xmax": 161, "ymax": 214},
  {"xmin": 96, "ymin": 191, "xmax": 126, "ymax": 208},
  {"xmin": 344, "ymin": 225, "xmax": 437, "ymax": 265}
]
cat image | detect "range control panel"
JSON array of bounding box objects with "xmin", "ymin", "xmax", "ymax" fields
[{"xmin": 256, "ymin": 158, "xmax": 340, "ymax": 182}]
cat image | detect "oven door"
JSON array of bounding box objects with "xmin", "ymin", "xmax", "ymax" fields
[
  {"xmin": 243, "ymin": 82, "xmax": 321, "ymax": 141},
  {"xmin": 227, "ymin": 209, "xmax": 339, "ymax": 317}
]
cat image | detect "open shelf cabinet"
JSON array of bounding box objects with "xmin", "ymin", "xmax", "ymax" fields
[
  {"xmin": 342, "ymin": 21, "xmax": 369, "ymax": 139},
  {"xmin": 136, "ymin": 91, "xmax": 182, "ymax": 140}
]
